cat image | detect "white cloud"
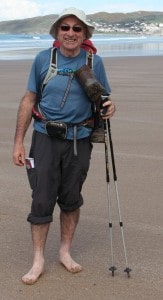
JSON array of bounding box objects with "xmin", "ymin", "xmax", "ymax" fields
[
  {"xmin": 0, "ymin": 0, "xmax": 163, "ymax": 22},
  {"xmin": 35, "ymin": 1, "xmax": 64, "ymax": 16},
  {"xmin": 0, "ymin": 0, "xmax": 40, "ymax": 21},
  {"xmin": 0, "ymin": 0, "xmax": 73, "ymax": 21},
  {"xmin": 87, "ymin": 0, "xmax": 163, "ymax": 14}
]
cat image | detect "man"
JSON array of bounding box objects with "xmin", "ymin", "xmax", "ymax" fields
[{"xmin": 13, "ymin": 7, "xmax": 116, "ymax": 285}]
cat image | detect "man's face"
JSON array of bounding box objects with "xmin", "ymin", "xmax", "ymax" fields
[{"xmin": 57, "ymin": 16, "xmax": 86, "ymax": 53}]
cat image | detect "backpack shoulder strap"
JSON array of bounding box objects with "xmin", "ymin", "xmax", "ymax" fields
[{"xmin": 41, "ymin": 47, "xmax": 57, "ymax": 91}]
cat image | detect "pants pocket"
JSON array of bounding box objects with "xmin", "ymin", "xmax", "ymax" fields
[{"xmin": 26, "ymin": 168, "xmax": 37, "ymax": 190}]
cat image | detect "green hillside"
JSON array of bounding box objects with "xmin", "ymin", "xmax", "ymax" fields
[{"xmin": 0, "ymin": 11, "xmax": 163, "ymax": 34}]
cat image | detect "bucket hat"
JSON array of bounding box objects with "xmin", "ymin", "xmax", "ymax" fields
[{"xmin": 49, "ymin": 7, "xmax": 95, "ymax": 39}]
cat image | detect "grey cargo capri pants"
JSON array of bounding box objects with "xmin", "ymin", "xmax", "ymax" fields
[{"xmin": 27, "ymin": 130, "xmax": 92, "ymax": 225}]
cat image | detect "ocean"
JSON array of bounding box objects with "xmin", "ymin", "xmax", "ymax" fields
[{"xmin": 0, "ymin": 33, "xmax": 163, "ymax": 60}]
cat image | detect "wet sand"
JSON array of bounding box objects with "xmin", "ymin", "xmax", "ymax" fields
[{"xmin": 0, "ymin": 56, "xmax": 163, "ymax": 299}]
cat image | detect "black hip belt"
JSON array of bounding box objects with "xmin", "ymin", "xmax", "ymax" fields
[{"xmin": 45, "ymin": 119, "xmax": 94, "ymax": 139}]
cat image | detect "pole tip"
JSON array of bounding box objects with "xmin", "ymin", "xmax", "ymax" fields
[
  {"xmin": 124, "ymin": 267, "xmax": 132, "ymax": 277},
  {"xmin": 109, "ymin": 266, "xmax": 117, "ymax": 276}
]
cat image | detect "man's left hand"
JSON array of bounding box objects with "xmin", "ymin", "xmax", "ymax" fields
[{"xmin": 100, "ymin": 99, "xmax": 116, "ymax": 119}]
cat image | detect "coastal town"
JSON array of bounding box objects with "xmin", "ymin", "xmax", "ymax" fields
[{"xmin": 91, "ymin": 19, "xmax": 163, "ymax": 35}]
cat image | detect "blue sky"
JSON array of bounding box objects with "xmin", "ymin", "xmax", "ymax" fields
[{"xmin": 0, "ymin": 0, "xmax": 163, "ymax": 21}]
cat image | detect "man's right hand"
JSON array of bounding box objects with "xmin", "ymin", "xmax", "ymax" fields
[{"xmin": 13, "ymin": 143, "xmax": 25, "ymax": 166}]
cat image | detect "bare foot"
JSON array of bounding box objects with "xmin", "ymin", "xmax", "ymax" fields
[
  {"xmin": 22, "ymin": 258, "xmax": 44, "ymax": 285},
  {"xmin": 59, "ymin": 253, "xmax": 82, "ymax": 273}
]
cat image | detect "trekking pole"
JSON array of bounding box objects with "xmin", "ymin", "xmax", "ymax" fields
[
  {"xmin": 104, "ymin": 120, "xmax": 117, "ymax": 276},
  {"xmin": 105, "ymin": 119, "xmax": 132, "ymax": 277}
]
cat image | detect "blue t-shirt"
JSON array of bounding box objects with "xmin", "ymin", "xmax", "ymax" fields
[{"xmin": 27, "ymin": 47, "xmax": 111, "ymax": 139}]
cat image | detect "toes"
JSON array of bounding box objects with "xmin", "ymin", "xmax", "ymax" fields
[
  {"xmin": 69, "ymin": 265, "xmax": 82, "ymax": 273},
  {"xmin": 60, "ymin": 257, "xmax": 82, "ymax": 273},
  {"xmin": 60, "ymin": 261, "xmax": 82, "ymax": 273},
  {"xmin": 22, "ymin": 276, "xmax": 36, "ymax": 285},
  {"xmin": 21, "ymin": 271, "xmax": 43, "ymax": 285}
]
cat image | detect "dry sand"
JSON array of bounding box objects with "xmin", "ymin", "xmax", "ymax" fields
[{"xmin": 0, "ymin": 56, "xmax": 163, "ymax": 300}]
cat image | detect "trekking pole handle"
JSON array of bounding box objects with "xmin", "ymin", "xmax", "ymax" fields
[{"xmin": 100, "ymin": 95, "xmax": 110, "ymax": 116}]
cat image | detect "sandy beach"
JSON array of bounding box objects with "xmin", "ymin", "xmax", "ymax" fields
[{"xmin": 0, "ymin": 56, "xmax": 163, "ymax": 300}]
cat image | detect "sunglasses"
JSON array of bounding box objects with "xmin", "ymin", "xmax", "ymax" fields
[{"xmin": 60, "ymin": 25, "xmax": 83, "ymax": 33}]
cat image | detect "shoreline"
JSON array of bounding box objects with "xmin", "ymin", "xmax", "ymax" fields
[
  {"xmin": 0, "ymin": 53, "xmax": 163, "ymax": 62},
  {"xmin": 0, "ymin": 34, "xmax": 163, "ymax": 60}
]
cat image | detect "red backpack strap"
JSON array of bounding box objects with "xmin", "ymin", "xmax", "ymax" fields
[{"xmin": 81, "ymin": 39, "xmax": 97, "ymax": 54}]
